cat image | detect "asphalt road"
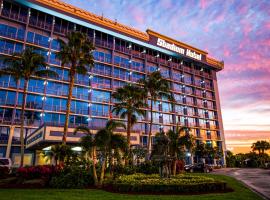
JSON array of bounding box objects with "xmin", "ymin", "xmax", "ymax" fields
[{"xmin": 213, "ymin": 168, "xmax": 270, "ymax": 200}]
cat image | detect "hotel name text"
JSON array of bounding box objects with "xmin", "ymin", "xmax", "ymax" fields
[{"xmin": 157, "ymin": 38, "xmax": 202, "ymax": 61}]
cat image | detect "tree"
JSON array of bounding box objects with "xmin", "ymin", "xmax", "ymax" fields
[
  {"xmin": 167, "ymin": 127, "xmax": 186, "ymax": 175},
  {"xmin": 95, "ymin": 120, "xmax": 127, "ymax": 186},
  {"xmin": 73, "ymin": 121, "xmax": 127, "ymax": 186},
  {"xmin": 139, "ymin": 71, "xmax": 173, "ymax": 158},
  {"xmin": 57, "ymin": 31, "xmax": 95, "ymax": 144},
  {"xmin": 1, "ymin": 48, "xmax": 58, "ymax": 167},
  {"xmin": 73, "ymin": 126, "xmax": 97, "ymax": 184},
  {"xmin": 179, "ymin": 128, "xmax": 195, "ymax": 164},
  {"xmin": 151, "ymin": 131, "xmax": 171, "ymax": 178},
  {"xmin": 251, "ymin": 140, "xmax": 270, "ymax": 155},
  {"xmin": 43, "ymin": 144, "xmax": 72, "ymax": 166},
  {"xmin": 112, "ymin": 84, "xmax": 147, "ymax": 150}
]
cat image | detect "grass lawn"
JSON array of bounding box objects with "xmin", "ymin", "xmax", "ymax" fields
[{"xmin": 0, "ymin": 174, "xmax": 262, "ymax": 200}]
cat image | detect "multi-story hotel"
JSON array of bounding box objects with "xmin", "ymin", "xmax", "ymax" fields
[{"xmin": 0, "ymin": 0, "xmax": 225, "ymax": 166}]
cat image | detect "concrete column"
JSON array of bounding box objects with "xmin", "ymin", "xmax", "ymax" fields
[
  {"xmin": 6, "ymin": 126, "xmax": 15, "ymax": 158},
  {"xmin": 212, "ymin": 72, "xmax": 226, "ymax": 167}
]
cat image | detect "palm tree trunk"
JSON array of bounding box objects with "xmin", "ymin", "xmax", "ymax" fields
[
  {"xmin": 127, "ymin": 114, "xmax": 131, "ymax": 149},
  {"xmin": 63, "ymin": 68, "xmax": 75, "ymax": 144},
  {"xmin": 99, "ymin": 154, "xmax": 107, "ymax": 187},
  {"xmin": 147, "ymin": 99, "xmax": 153, "ymax": 159},
  {"xmin": 19, "ymin": 79, "xmax": 28, "ymax": 167},
  {"xmin": 173, "ymin": 152, "xmax": 177, "ymax": 175},
  {"xmin": 92, "ymin": 146, "xmax": 98, "ymax": 186}
]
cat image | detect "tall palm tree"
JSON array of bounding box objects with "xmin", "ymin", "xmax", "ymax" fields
[
  {"xmin": 57, "ymin": 31, "xmax": 95, "ymax": 144},
  {"xmin": 252, "ymin": 140, "xmax": 270, "ymax": 154},
  {"xmin": 95, "ymin": 120, "xmax": 127, "ymax": 186},
  {"xmin": 139, "ymin": 71, "xmax": 173, "ymax": 158},
  {"xmin": 112, "ymin": 84, "xmax": 147, "ymax": 150},
  {"xmin": 167, "ymin": 127, "xmax": 186, "ymax": 175},
  {"xmin": 1, "ymin": 48, "xmax": 58, "ymax": 167}
]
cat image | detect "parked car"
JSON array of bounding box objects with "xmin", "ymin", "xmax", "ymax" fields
[
  {"xmin": 0, "ymin": 158, "xmax": 12, "ymax": 172},
  {"xmin": 184, "ymin": 163, "xmax": 213, "ymax": 173}
]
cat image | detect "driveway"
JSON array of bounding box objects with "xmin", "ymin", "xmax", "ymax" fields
[{"xmin": 213, "ymin": 168, "xmax": 270, "ymax": 200}]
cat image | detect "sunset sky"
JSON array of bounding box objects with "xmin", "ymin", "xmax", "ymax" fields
[{"xmin": 63, "ymin": 0, "xmax": 270, "ymax": 153}]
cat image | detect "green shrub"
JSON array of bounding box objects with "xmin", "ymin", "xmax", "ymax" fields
[
  {"xmin": 136, "ymin": 162, "xmax": 159, "ymax": 174},
  {"xmin": 108, "ymin": 173, "xmax": 227, "ymax": 193},
  {"xmin": 49, "ymin": 165, "xmax": 94, "ymax": 188}
]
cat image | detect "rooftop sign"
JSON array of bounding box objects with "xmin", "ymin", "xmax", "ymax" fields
[{"xmin": 156, "ymin": 38, "xmax": 202, "ymax": 61}]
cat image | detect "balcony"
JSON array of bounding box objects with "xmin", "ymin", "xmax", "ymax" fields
[
  {"xmin": 44, "ymin": 105, "xmax": 66, "ymax": 112},
  {"xmin": 91, "ymin": 83, "xmax": 111, "ymax": 90},
  {"xmin": 29, "ymin": 18, "xmax": 52, "ymax": 31},
  {"xmin": 0, "ymin": 29, "xmax": 25, "ymax": 41},
  {"xmin": 131, "ymin": 50, "xmax": 145, "ymax": 59},
  {"xmin": 1, "ymin": 9, "xmax": 27, "ymax": 23},
  {"xmin": 91, "ymin": 111, "xmax": 109, "ymax": 117},
  {"xmin": 115, "ymin": 44, "xmax": 131, "ymax": 54},
  {"xmin": 95, "ymin": 39, "xmax": 113, "ymax": 49},
  {"xmin": 92, "ymin": 96, "xmax": 110, "ymax": 103}
]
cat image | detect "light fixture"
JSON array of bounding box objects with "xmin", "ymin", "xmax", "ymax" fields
[
  {"xmin": 88, "ymin": 103, "xmax": 92, "ymax": 107},
  {"xmin": 86, "ymin": 117, "xmax": 92, "ymax": 121},
  {"xmin": 42, "ymin": 146, "xmax": 51, "ymax": 151},
  {"xmin": 46, "ymin": 51, "xmax": 51, "ymax": 56},
  {"xmin": 71, "ymin": 147, "xmax": 82, "ymax": 151},
  {"xmin": 180, "ymin": 61, "xmax": 183, "ymax": 65},
  {"xmin": 129, "ymin": 71, "xmax": 133, "ymax": 75},
  {"xmin": 200, "ymin": 68, "xmax": 204, "ymax": 72},
  {"xmin": 88, "ymin": 88, "xmax": 92, "ymax": 93},
  {"xmin": 168, "ymin": 57, "xmax": 172, "ymax": 62},
  {"xmin": 127, "ymin": 44, "xmax": 132, "ymax": 49},
  {"xmin": 181, "ymin": 74, "xmax": 185, "ymax": 78},
  {"xmin": 129, "ymin": 60, "xmax": 132, "ymax": 63},
  {"xmin": 41, "ymin": 96, "xmax": 46, "ymax": 101},
  {"xmin": 40, "ymin": 113, "xmax": 45, "ymax": 117},
  {"xmin": 141, "ymin": 49, "xmax": 146, "ymax": 54},
  {"xmin": 43, "ymin": 80, "xmax": 48, "ymax": 85},
  {"xmin": 155, "ymin": 54, "xmax": 160, "ymax": 58},
  {"xmin": 89, "ymin": 75, "xmax": 93, "ymax": 79}
]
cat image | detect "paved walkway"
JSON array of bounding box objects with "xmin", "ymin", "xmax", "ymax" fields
[{"xmin": 213, "ymin": 168, "xmax": 270, "ymax": 200}]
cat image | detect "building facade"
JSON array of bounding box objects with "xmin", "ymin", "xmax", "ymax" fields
[{"xmin": 0, "ymin": 0, "xmax": 225, "ymax": 166}]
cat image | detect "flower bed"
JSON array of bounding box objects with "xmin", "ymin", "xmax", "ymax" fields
[{"xmin": 106, "ymin": 173, "xmax": 227, "ymax": 194}]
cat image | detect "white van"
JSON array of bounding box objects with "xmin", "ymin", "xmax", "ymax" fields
[{"xmin": 0, "ymin": 158, "xmax": 12, "ymax": 172}]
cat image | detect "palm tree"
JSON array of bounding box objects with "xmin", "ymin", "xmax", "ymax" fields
[
  {"xmin": 1, "ymin": 48, "xmax": 58, "ymax": 167},
  {"xmin": 139, "ymin": 71, "xmax": 173, "ymax": 158},
  {"xmin": 167, "ymin": 127, "xmax": 186, "ymax": 175},
  {"xmin": 252, "ymin": 140, "xmax": 270, "ymax": 154},
  {"xmin": 74, "ymin": 126, "xmax": 97, "ymax": 184},
  {"xmin": 179, "ymin": 128, "xmax": 195, "ymax": 164},
  {"xmin": 57, "ymin": 31, "xmax": 95, "ymax": 144},
  {"xmin": 44, "ymin": 144, "xmax": 72, "ymax": 165},
  {"xmin": 74, "ymin": 120, "xmax": 127, "ymax": 186},
  {"xmin": 151, "ymin": 131, "xmax": 171, "ymax": 178},
  {"xmin": 95, "ymin": 120, "xmax": 127, "ymax": 186},
  {"xmin": 112, "ymin": 84, "xmax": 147, "ymax": 150}
]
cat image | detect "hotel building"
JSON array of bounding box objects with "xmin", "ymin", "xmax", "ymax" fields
[{"xmin": 0, "ymin": 0, "xmax": 225, "ymax": 165}]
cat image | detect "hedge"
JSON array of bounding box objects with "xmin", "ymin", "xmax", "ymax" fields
[{"xmin": 107, "ymin": 173, "xmax": 227, "ymax": 193}]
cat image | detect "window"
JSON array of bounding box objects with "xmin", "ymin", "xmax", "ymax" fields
[
  {"xmin": 91, "ymin": 104, "xmax": 109, "ymax": 117},
  {"xmin": 91, "ymin": 76, "xmax": 111, "ymax": 89},
  {"xmin": 92, "ymin": 90, "xmax": 110, "ymax": 102}
]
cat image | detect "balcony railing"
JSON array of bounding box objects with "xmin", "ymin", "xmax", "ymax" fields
[{"xmin": 1, "ymin": 9, "xmax": 27, "ymax": 23}]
